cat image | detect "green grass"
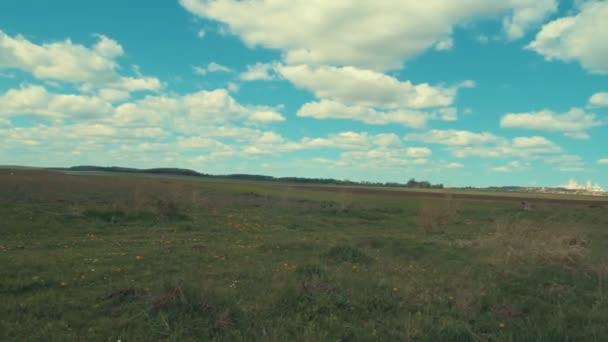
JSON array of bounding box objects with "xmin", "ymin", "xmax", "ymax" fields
[{"xmin": 1, "ymin": 169, "xmax": 608, "ymax": 341}]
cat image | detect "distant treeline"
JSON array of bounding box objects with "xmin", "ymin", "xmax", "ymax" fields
[
  {"xmin": 54, "ymin": 166, "xmax": 443, "ymax": 189},
  {"xmin": 59, "ymin": 166, "xmax": 210, "ymax": 177}
]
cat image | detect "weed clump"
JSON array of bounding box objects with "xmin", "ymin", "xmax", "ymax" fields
[
  {"xmin": 154, "ymin": 198, "xmax": 188, "ymax": 220},
  {"xmin": 149, "ymin": 282, "xmax": 248, "ymax": 339},
  {"xmin": 416, "ymin": 196, "xmax": 460, "ymax": 234},
  {"xmin": 326, "ymin": 246, "xmax": 372, "ymax": 264},
  {"xmin": 82, "ymin": 208, "xmax": 129, "ymax": 223}
]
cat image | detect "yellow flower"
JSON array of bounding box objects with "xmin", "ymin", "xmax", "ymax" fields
[
  {"xmin": 135, "ymin": 255, "xmax": 144, "ymax": 260},
  {"xmin": 499, "ymin": 323, "xmax": 507, "ymax": 329}
]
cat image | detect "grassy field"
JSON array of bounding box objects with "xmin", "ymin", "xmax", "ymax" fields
[{"xmin": 1, "ymin": 169, "xmax": 608, "ymax": 341}]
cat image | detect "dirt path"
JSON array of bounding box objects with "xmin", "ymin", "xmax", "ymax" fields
[{"xmin": 291, "ymin": 185, "xmax": 608, "ymax": 207}]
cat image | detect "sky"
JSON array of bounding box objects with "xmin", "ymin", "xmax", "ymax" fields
[{"xmin": 0, "ymin": 0, "xmax": 607, "ymax": 187}]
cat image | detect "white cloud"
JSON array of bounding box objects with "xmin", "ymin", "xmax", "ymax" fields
[
  {"xmin": 405, "ymin": 147, "xmax": 432, "ymax": 158},
  {"xmin": 98, "ymin": 88, "xmax": 130, "ymax": 102},
  {"xmin": 0, "ymin": 124, "xmax": 168, "ymax": 151},
  {"xmin": 193, "ymin": 62, "xmax": 232, "ymax": 75},
  {"xmin": 227, "ymin": 82, "xmax": 239, "ymax": 93},
  {"xmin": 297, "ymin": 100, "xmax": 429, "ymax": 128},
  {"xmin": 434, "ymin": 37, "xmax": 454, "ymax": 51},
  {"xmin": 0, "ymin": 31, "xmax": 119, "ymax": 82},
  {"xmin": 250, "ymin": 110, "xmax": 286, "ymax": 123},
  {"xmin": 599, "ymin": 159, "xmax": 608, "ymax": 165},
  {"xmin": 197, "ymin": 29, "xmax": 206, "ymax": 39},
  {"xmin": 1, "ymin": 83, "xmax": 284, "ymax": 133},
  {"xmin": 240, "ymin": 62, "xmax": 277, "ymax": 81},
  {"xmin": 294, "ymin": 134, "xmax": 434, "ymax": 169},
  {"xmin": 589, "ymin": 92, "xmax": 608, "ymax": 107},
  {"xmin": 301, "ymin": 132, "xmax": 371, "ymax": 150},
  {"xmin": 406, "ymin": 129, "xmax": 562, "ymax": 159},
  {"xmin": 438, "ymin": 107, "xmax": 458, "ymax": 121},
  {"xmin": 500, "ymin": 108, "xmax": 602, "ymax": 139},
  {"xmin": 492, "ymin": 160, "xmax": 523, "ymax": 172},
  {"xmin": 280, "ymin": 64, "xmax": 471, "ymax": 127},
  {"xmin": 502, "ymin": 0, "xmax": 557, "ymax": 40},
  {"xmin": 115, "ymin": 88, "xmax": 285, "ymax": 128},
  {"xmin": 543, "ymin": 154, "xmax": 585, "ymax": 172},
  {"xmin": 527, "ymin": 1, "xmax": 608, "ymax": 74},
  {"xmin": 373, "ymin": 133, "xmax": 401, "ymax": 147},
  {"xmin": 451, "ymin": 136, "xmax": 561, "ymax": 159},
  {"xmin": 338, "ymin": 150, "xmax": 429, "ymax": 168},
  {"xmin": 447, "ymin": 163, "xmax": 464, "ymax": 169},
  {"xmin": 176, "ymin": 136, "xmax": 227, "ymax": 150},
  {"xmin": 405, "ymin": 129, "xmax": 501, "ymax": 146},
  {"xmin": 0, "ymin": 30, "xmax": 162, "ymax": 94},
  {"xmin": 180, "ymin": 0, "xmax": 556, "ymax": 70},
  {"xmin": 0, "ymin": 85, "xmax": 113, "ymax": 120},
  {"xmin": 278, "ymin": 64, "xmax": 467, "ymax": 109}
]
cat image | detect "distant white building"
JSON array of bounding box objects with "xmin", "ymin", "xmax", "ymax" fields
[{"xmin": 561, "ymin": 179, "xmax": 605, "ymax": 193}]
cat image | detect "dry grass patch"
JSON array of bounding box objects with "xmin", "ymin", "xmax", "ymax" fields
[
  {"xmin": 477, "ymin": 216, "xmax": 591, "ymax": 270},
  {"xmin": 416, "ymin": 195, "xmax": 461, "ymax": 234}
]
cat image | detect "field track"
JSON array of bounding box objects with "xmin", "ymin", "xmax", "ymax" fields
[
  {"xmin": 2, "ymin": 167, "xmax": 606, "ymax": 207},
  {"xmin": 292, "ymin": 185, "xmax": 608, "ymax": 207}
]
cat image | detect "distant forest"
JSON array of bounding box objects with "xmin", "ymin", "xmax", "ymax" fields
[{"xmin": 54, "ymin": 166, "xmax": 444, "ymax": 189}]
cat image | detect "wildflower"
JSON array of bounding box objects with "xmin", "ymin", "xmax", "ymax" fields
[
  {"xmin": 60, "ymin": 282, "xmax": 68, "ymax": 287},
  {"xmin": 448, "ymin": 296, "xmax": 455, "ymax": 301},
  {"xmin": 499, "ymin": 322, "xmax": 507, "ymax": 329},
  {"xmin": 135, "ymin": 255, "xmax": 144, "ymax": 260},
  {"xmin": 393, "ymin": 288, "xmax": 399, "ymax": 292}
]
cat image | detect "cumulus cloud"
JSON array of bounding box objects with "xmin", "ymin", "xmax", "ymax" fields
[
  {"xmin": 0, "ymin": 31, "xmax": 160, "ymax": 91},
  {"xmin": 239, "ymin": 131, "xmax": 433, "ymax": 167},
  {"xmin": 599, "ymin": 159, "xmax": 608, "ymax": 165},
  {"xmin": 115, "ymin": 88, "xmax": 285, "ymax": 128},
  {"xmin": 405, "ymin": 129, "xmax": 501, "ymax": 146},
  {"xmin": 500, "ymin": 108, "xmax": 602, "ymax": 139},
  {"xmin": 278, "ymin": 64, "xmax": 467, "ymax": 109},
  {"xmin": 589, "ymin": 92, "xmax": 608, "ymax": 107},
  {"xmin": 297, "ymin": 100, "xmax": 429, "ymax": 128},
  {"xmin": 240, "ymin": 62, "xmax": 278, "ymax": 81},
  {"xmin": 0, "ymin": 85, "xmax": 113, "ymax": 120},
  {"xmin": 180, "ymin": 0, "xmax": 556, "ymax": 70},
  {"xmin": 0, "ymin": 83, "xmax": 285, "ymax": 135},
  {"xmin": 406, "ymin": 129, "xmax": 562, "ymax": 159},
  {"xmin": 543, "ymin": 154, "xmax": 586, "ymax": 172},
  {"xmin": 503, "ymin": 0, "xmax": 557, "ymax": 40},
  {"xmin": 98, "ymin": 88, "xmax": 130, "ymax": 103},
  {"xmin": 0, "ymin": 30, "xmax": 162, "ymax": 95},
  {"xmin": 373, "ymin": 133, "xmax": 401, "ymax": 147},
  {"xmin": 492, "ymin": 160, "xmax": 523, "ymax": 172},
  {"xmin": 279, "ymin": 65, "xmax": 471, "ymax": 127},
  {"xmin": 0, "ymin": 31, "xmax": 119, "ymax": 82},
  {"xmin": 193, "ymin": 62, "xmax": 232, "ymax": 75},
  {"xmin": 447, "ymin": 163, "xmax": 464, "ymax": 169},
  {"xmin": 527, "ymin": 1, "xmax": 608, "ymax": 74}
]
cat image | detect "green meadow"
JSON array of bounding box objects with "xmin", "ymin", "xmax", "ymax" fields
[{"xmin": 1, "ymin": 169, "xmax": 608, "ymax": 341}]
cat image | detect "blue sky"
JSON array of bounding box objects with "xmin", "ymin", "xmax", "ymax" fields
[{"xmin": 0, "ymin": 0, "xmax": 607, "ymax": 187}]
